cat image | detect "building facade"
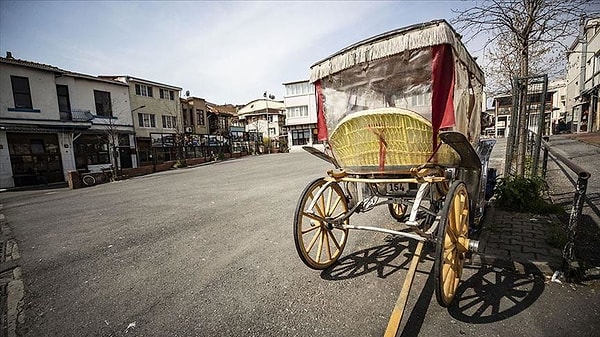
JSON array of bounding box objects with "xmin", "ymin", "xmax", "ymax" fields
[
  {"xmin": 237, "ymin": 98, "xmax": 285, "ymax": 153},
  {"xmin": 548, "ymin": 80, "xmax": 568, "ymax": 134},
  {"xmin": 566, "ymin": 17, "xmax": 600, "ymax": 133},
  {"xmin": 282, "ymin": 80, "xmax": 319, "ymax": 151},
  {"xmin": 100, "ymin": 76, "xmax": 182, "ymax": 166},
  {"xmin": 1, "ymin": 54, "xmax": 135, "ymax": 188},
  {"xmin": 492, "ymin": 88, "xmax": 555, "ymax": 138}
]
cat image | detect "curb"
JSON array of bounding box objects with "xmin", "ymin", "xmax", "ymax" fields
[{"xmin": 0, "ymin": 205, "xmax": 24, "ymax": 337}]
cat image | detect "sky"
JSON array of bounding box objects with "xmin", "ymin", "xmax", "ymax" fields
[{"xmin": 0, "ymin": 1, "xmax": 485, "ymax": 106}]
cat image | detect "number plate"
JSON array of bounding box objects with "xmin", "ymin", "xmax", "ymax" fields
[{"xmin": 386, "ymin": 183, "xmax": 408, "ymax": 194}]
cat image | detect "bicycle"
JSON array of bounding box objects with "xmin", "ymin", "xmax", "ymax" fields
[{"xmin": 82, "ymin": 166, "xmax": 113, "ymax": 186}]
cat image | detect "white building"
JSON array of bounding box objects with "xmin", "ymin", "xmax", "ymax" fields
[
  {"xmin": 282, "ymin": 80, "xmax": 319, "ymax": 151},
  {"xmin": 566, "ymin": 17, "xmax": 600, "ymax": 133},
  {"xmin": 237, "ymin": 98, "xmax": 285, "ymax": 152},
  {"xmin": 0, "ymin": 53, "xmax": 136, "ymax": 188},
  {"xmin": 548, "ymin": 79, "xmax": 567, "ymax": 134}
]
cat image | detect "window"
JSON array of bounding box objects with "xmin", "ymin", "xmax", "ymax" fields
[
  {"xmin": 162, "ymin": 115, "xmax": 176, "ymax": 129},
  {"xmin": 56, "ymin": 85, "xmax": 71, "ymax": 112},
  {"xmin": 94, "ymin": 90, "xmax": 112, "ymax": 117},
  {"xmin": 138, "ymin": 113, "xmax": 156, "ymax": 128},
  {"xmin": 160, "ymin": 89, "xmax": 175, "ymax": 100},
  {"xmin": 11, "ymin": 76, "xmax": 33, "ymax": 109},
  {"xmin": 135, "ymin": 84, "xmax": 153, "ymax": 97},
  {"xmin": 74, "ymin": 134, "xmax": 110, "ymax": 168},
  {"xmin": 286, "ymin": 82, "xmax": 314, "ymax": 96},
  {"xmin": 196, "ymin": 109, "xmax": 205, "ymax": 125},
  {"xmin": 291, "ymin": 129, "xmax": 311, "ymax": 145},
  {"xmin": 286, "ymin": 106, "xmax": 308, "ymax": 118}
]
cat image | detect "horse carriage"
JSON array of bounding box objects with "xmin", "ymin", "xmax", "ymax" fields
[{"xmin": 292, "ymin": 20, "xmax": 496, "ymax": 325}]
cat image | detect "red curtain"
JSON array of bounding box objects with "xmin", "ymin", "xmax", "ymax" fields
[
  {"xmin": 315, "ymin": 80, "xmax": 328, "ymax": 141},
  {"xmin": 431, "ymin": 44, "xmax": 456, "ymax": 148}
]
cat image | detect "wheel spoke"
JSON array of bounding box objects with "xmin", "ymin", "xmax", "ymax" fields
[
  {"xmin": 313, "ymin": 196, "xmax": 325, "ymax": 218},
  {"xmin": 330, "ymin": 195, "xmax": 343, "ymax": 216},
  {"xmin": 302, "ymin": 211, "xmax": 324, "ymax": 223},
  {"xmin": 301, "ymin": 224, "xmax": 320, "ymax": 235},
  {"xmin": 316, "ymin": 229, "xmax": 325, "ymax": 263},
  {"xmin": 325, "ymin": 188, "xmax": 334, "ymax": 215},
  {"xmin": 319, "ymin": 192, "xmax": 326, "ymax": 219},
  {"xmin": 324, "ymin": 230, "xmax": 332, "ymax": 261},
  {"xmin": 306, "ymin": 227, "xmax": 321, "ymax": 253},
  {"xmin": 330, "ymin": 230, "xmax": 342, "ymax": 250}
]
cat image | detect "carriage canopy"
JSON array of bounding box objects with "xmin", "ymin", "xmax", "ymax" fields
[{"xmin": 310, "ymin": 19, "xmax": 485, "ymax": 165}]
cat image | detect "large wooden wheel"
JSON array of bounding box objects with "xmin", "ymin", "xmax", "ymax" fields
[
  {"xmin": 434, "ymin": 180, "xmax": 471, "ymax": 307},
  {"xmin": 294, "ymin": 178, "xmax": 349, "ymax": 270}
]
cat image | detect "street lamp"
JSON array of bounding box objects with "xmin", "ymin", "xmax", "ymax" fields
[
  {"xmin": 131, "ymin": 105, "xmax": 146, "ymax": 113},
  {"xmin": 263, "ymin": 92, "xmax": 275, "ymax": 154}
]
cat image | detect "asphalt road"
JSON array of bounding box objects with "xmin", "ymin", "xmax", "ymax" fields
[{"xmin": 1, "ymin": 149, "xmax": 599, "ymax": 337}]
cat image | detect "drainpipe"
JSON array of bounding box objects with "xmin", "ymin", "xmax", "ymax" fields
[{"xmin": 578, "ymin": 16, "xmax": 588, "ymax": 133}]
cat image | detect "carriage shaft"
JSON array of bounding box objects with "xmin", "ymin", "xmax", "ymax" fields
[{"xmin": 341, "ymin": 225, "xmax": 429, "ymax": 242}]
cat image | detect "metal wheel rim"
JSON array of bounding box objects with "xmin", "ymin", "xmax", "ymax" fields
[
  {"xmin": 435, "ymin": 181, "xmax": 470, "ymax": 307},
  {"xmin": 293, "ymin": 178, "xmax": 349, "ymax": 270}
]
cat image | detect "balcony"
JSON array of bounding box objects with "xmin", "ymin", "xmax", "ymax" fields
[{"xmin": 60, "ymin": 109, "xmax": 94, "ymax": 122}]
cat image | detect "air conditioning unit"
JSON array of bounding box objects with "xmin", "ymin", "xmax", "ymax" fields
[{"xmin": 184, "ymin": 127, "xmax": 193, "ymax": 133}]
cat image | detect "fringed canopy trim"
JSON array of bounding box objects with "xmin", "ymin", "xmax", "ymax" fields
[{"xmin": 309, "ymin": 20, "xmax": 484, "ymax": 86}]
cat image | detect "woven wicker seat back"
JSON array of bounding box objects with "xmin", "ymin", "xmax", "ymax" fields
[{"xmin": 328, "ymin": 108, "xmax": 459, "ymax": 173}]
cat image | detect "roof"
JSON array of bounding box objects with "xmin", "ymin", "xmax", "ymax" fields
[
  {"xmin": 0, "ymin": 56, "xmax": 128, "ymax": 86},
  {"xmin": 98, "ymin": 75, "xmax": 182, "ymax": 91},
  {"xmin": 237, "ymin": 99, "xmax": 285, "ymax": 116},
  {"xmin": 282, "ymin": 79, "xmax": 309, "ymax": 85},
  {"xmin": 309, "ymin": 19, "xmax": 484, "ymax": 85},
  {"xmin": 206, "ymin": 102, "xmax": 238, "ymax": 116}
]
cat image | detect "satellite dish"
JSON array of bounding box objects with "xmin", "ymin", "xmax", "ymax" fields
[
  {"xmin": 185, "ymin": 90, "xmax": 190, "ymax": 97},
  {"xmin": 269, "ymin": 94, "xmax": 275, "ymax": 100}
]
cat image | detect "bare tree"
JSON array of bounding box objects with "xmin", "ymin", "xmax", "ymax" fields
[
  {"xmin": 452, "ymin": 0, "xmax": 599, "ymax": 175},
  {"xmin": 162, "ymin": 101, "xmax": 186, "ymax": 166}
]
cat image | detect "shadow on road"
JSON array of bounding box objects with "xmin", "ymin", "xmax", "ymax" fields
[
  {"xmin": 448, "ymin": 263, "xmax": 545, "ymax": 324},
  {"xmin": 320, "ymin": 236, "xmax": 415, "ymax": 280}
]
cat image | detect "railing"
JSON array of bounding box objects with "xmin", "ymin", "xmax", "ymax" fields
[
  {"xmin": 540, "ymin": 137, "xmax": 592, "ymax": 279},
  {"xmin": 60, "ymin": 109, "xmax": 94, "ymax": 122}
]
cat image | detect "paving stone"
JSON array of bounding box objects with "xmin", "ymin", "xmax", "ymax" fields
[
  {"xmin": 509, "ymin": 252, "xmax": 537, "ymax": 261},
  {"xmin": 523, "ymin": 246, "xmax": 550, "ymax": 255}
]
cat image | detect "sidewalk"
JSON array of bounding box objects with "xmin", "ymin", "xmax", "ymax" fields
[
  {"xmin": 471, "ymin": 136, "xmax": 563, "ymax": 276},
  {"xmin": 0, "ymin": 204, "xmax": 24, "ymax": 337}
]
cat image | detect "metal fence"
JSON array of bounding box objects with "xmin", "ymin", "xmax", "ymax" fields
[
  {"xmin": 539, "ymin": 139, "xmax": 592, "ymax": 279},
  {"xmin": 504, "ymin": 74, "xmax": 549, "ymax": 178},
  {"xmin": 500, "ymin": 73, "xmax": 594, "ymax": 280}
]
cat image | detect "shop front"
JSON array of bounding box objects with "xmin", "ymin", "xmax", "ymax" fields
[{"xmin": 7, "ymin": 133, "xmax": 64, "ymax": 187}]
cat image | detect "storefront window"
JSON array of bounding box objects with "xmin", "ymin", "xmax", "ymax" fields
[{"xmin": 7, "ymin": 133, "xmax": 64, "ymax": 186}]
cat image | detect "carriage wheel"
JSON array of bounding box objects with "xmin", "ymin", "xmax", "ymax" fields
[
  {"xmin": 388, "ymin": 202, "xmax": 407, "ymax": 221},
  {"xmin": 294, "ymin": 178, "xmax": 349, "ymax": 270},
  {"xmin": 434, "ymin": 180, "xmax": 470, "ymax": 307}
]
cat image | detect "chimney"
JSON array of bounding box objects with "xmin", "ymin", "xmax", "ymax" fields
[{"xmin": 6, "ymin": 51, "xmax": 13, "ymax": 59}]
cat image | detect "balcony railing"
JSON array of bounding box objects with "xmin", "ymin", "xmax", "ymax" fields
[{"xmin": 60, "ymin": 109, "xmax": 94, "ymax": 122}]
